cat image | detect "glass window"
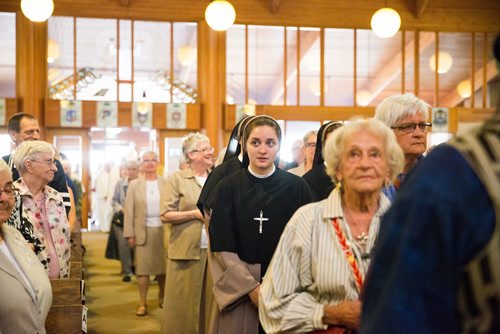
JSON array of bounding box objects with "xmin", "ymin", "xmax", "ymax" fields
[
  {"xmin": 164, "ymin": 137, "xmax": 184, "ymax": 176},
  {"xmin": 299, "ymin": 27, "xmax": 321, "ymax": 106},
  {"xmin": 419, "ymin": 31, "xmax": 436, "ymax": 106},
  {"xmin": 48, "ymin": 17, "xmax": 75, "ymax": 100},
  {"xmin": 286, "ymin": 27, "xmax": 298, "ymax": 106},
  {"xmin": 226, "ymin": 25, "xmax": 246, "ymax": 104},
  {"xmin": 403, "ymin": 31, "xmax": 415, "ymax": 94},
  {"xmin": 134, "ymin": 21, "xmax": 170, "ymax": 103},
  {"xmin": 325, "ymin": 28, "xmax": 354, "ymax": 106},
  {"xmin": 438, "ymin": 32, "xmax": 472, "ymax": 107},
  {"xmin": 53, "ymin": 135, "xmax": 83, "ymax": 179},
  {"xmin": 172, "ymin": 22, "xmax": 198, "ymax": 103},
  {"xmin": 356, "ymin": 29, "xmax": 402, "ymax": 107},
  {"xmin": 0, "ymin": 13, "xmax": 15, "ymax": 98},
  {"xmin": 75, "ymin": 18, "xmax": 117, "ymax": 101},
  {"xmin": 248, "ymin": 25, "xmax": 285, "ymax": 105}
]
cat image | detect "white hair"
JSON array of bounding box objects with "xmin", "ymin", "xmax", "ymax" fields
[
  {"xmin": 182, "ymin": 132, "xmax": 210, "ymax": 163},
  {"xmin": 12, "ymin": 141, "xmax": 55, "ymax": 175},
  {"xmin": 324, "ymin": 118, "xmax": 404, "ymax": 184},
  {"xmin": 375, "ymin": 93, "xmax": 430, "ymax": 127}
]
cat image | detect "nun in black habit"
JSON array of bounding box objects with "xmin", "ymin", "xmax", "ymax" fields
[
  {"xmin": 302, "ymin": 121, "xmax": 343, "ymax": 200},
  {"xmin": 196, "ymin": 116, "xmax": 254, "ymax": 218},
  {"xmin": 207, "ymin": 115, "xmax": 316, "ymax": 334}
]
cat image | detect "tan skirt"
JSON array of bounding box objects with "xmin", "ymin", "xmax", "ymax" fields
[{"xmin": 135, "ymin": 226, "xmax": 166, "ymax": 275}]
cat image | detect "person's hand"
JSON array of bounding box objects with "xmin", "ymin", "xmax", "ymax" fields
[
  {"xmin": 194, "ymin": 210, "xmax": 204, "ymax": 221},
  {"xmin": 322, "ymin": 300, "xmax": 362, "ymax": 330},
  {"xmin": 127, "ymin": 237, "xmax": 136, "ymax": 248},
  {"xmin": 248, "ymin": 285, "xmax": 260, "ymax": 307}
]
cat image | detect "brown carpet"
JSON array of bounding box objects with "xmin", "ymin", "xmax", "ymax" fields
[{"xmin": 83, "ymin": 231, "xmax": 162, "ymax": 333}]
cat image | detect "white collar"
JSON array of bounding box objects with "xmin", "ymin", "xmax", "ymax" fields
[{"xmin": 248, "ymin": 165, "xmax": 276, "ymax": 178}]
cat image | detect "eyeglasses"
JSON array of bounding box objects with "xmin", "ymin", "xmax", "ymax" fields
[
  {"xmin": 306, "ymin": 142, "xmax": 316, "ymax": 148},
  {"xmin": 31, "ymin": 159, "xmax": 57, "ymax": 167},
  {"xmin": 0, "ymin": 184, "xmax": 15, "ymax": 199},
  {"xmin": 391, "ymin": 122, "xmax": 432, "ymax": 134},
  {"xmin": 142, "ymin": 159, "xmax": 158, "ymax": 163},
  {"xmin": 192, "ymin": 147, "xmax": 214, "ymax": 154}
]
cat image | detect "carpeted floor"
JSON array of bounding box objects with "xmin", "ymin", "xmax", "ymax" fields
[{"xmin": 83, "ymin": 231, "xmax": 162, "ymax": 333}]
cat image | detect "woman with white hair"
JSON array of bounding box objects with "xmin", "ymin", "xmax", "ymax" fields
[
  {"xmin": 259, "ymin": 118, "xmax": 404, "ymax": 333},
  {"xmin": 375, "ymin": 93, "xmax": 431, "ymax": 190},
  {"xmin": 11, "ymin": 140, "xmax": 71, "ymax": 279},
  {"xmin": 0, "ymin": 158, "xmax": 52, "ymax": 333},
  {"xmin": 124, "ymin": 151, "xmax": 166, "ymax": 316},
  {"xmin": 161, "ymin": 133, "xmax": 214, "ymax": 333}
]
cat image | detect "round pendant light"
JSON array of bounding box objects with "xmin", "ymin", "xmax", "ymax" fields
[
  {"xmin": 21, "ymin": 0, "xmax": 54, "ymax": 22},
  {"xmin": 429, "ymin": 51, "xmax": 453, "ymax": 74},
  {"xmin": 177, "ymin": 45, "xmax": 196, "ymax": 66},
  {"xmin": 356, "ymin": 90, "xmax": 372, "ymax": 106},
  {"xmin": 205, "ymin": 0, "xmax": 236, "ymax": 31},
  {"xmin": 47, "ymin": 39, "xmax": 60, "ymax": 64},
  {"xmin": 371, "ymin": 7, "xmax": 401, "ymax": 38},
  {"xmin": 456, "ymin": 79, "xmax": 472, "ymax": 98}
]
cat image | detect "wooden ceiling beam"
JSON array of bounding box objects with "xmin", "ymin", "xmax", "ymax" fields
[
  {"xmin": 415, "ymin": 0, "xmax": 429, "ymax": 19},
  {"xmin": 271, "ymin": 0, "xmax": 281, "ymax": 14}
]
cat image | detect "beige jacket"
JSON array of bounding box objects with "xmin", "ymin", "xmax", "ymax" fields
[
  {"xmin": 123, "ymin": 176, "xmax": 166, "ymax": 245},
  {"xmin": 162, "ymin": 168, "xmax": 205, "ymax": 260}
]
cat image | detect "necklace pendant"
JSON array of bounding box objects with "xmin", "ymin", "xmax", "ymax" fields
[{"xmin": 356, "ymin": 232, "xmax": 368, "ymax": 245}]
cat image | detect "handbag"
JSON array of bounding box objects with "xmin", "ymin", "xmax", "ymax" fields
[{"xmin": 112, "ymin": 211, "xmax": 124, "ymax": 227}]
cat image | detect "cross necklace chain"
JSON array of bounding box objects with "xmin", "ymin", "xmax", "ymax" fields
[
  {"xmin": 343, "ymin": 207, "xmax": 371, "ymax": 246},
  {"xmin": 253, "ymin": 210, "xmax": 269, "ymax": 234}
]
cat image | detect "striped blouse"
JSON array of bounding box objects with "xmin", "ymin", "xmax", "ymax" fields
[{"xmin": 259, "ymin": 188, "xmax": 391, "ymax": 333}]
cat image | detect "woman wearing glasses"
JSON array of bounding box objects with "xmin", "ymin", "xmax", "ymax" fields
[
  {"xmin": 0, "ymin": 158, "xmax": 52, "ymax": 333},
  {"xmin": 124, "ymin": 151, "xmax": 166, "ymax": 316},
  {"xmin": 11, "ymin": 140, "xmax": 71, "ymax": 279},
  {"xmin": 375, "ymin": 93, "xmax": 432, "ymax": 191},
  {"xmin": 161, "ymin": 133, "xmax": 214, "ymax": 333}
]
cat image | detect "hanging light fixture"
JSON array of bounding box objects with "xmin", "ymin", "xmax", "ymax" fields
[
  {"xmin": 47, "ymin": 39, "xmax": 60, "ymax": 63},
  {"xmin": 356, "ymin": 90, "xmax": 372, "ymax": 106},
  {"xmin": 429, "ymin": 51, "xmax": 453, "ymax": 74},
  {"xmin": 205, "ymin": 0, "xmax": 236, "ymax": 31},
  {"xmin": 177, "ymin": 45, "xmax": 196, "ymax": 66},
  {"xmin": 21, "ymin": 0, "xmax": 54, "ymax": 22},
  {"xmin": 370, "ymin": 3, "xmax": 401, "ymax": 38},
  {"xmin": 456, "ymin": 79, "xmax": 472, "ymax": 98}
]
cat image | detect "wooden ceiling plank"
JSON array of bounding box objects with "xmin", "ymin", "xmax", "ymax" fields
[
  {"xmin": 415, "ymin": 0, "xmax": 429, "ymax": 19},
  {"xmin": 271, "ymin": 0, "xmax": 281, "ymax": 14}
]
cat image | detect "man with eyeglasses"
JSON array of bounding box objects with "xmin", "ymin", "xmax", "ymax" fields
[
  {"xmin": 288, "ymin": 130, "xmax": 318, "ymax": 177},
  {"xmin": 375, "ymin": 93, "xmax": 431, "ymax": 191},
  {"xmin": 2, "ymin": 113, "xmax": 71, "ymax": 217}
]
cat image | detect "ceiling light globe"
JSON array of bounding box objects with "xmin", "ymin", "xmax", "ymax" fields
[
  {"xmin": 371, "ymin": 8, "xmax": 401, "ymax": 38},
  {"xmin": 456, "ymin": 79, "xmax": 472, "ymax": 98},
  {"xmin": 429, "ymin": 51, "xmax": 453, "ymax": 74},
  {"xmin": 21, "ymin": 0, "xmax": 54, "ymax": 22},
  {"xmin": 356, "ymin": 90, "xmax": 372, "ymax": 107},
  {"xmin": 205, "ymin": 0, "xmax": 236, "ymax": 31}
]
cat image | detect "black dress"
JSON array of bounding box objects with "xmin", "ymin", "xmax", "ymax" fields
[
  {"xmin": 209, "ymin": 168, "xmax": 316, "ymax": 276},
  {"xmin": 302, "ymin": 164, "xmax": 335, "ymax": 200}
]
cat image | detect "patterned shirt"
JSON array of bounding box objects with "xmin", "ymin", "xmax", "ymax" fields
[
  {"xmin": 14, "ymin": 178, "xmax": 71, "ymax": 279},
  {"xmin": 259, "ymin": 188, "xmax": 391, "ymax": 333}
]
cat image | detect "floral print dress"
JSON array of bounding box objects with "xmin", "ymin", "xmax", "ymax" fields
[{"xmin": 14, "ymin": 178, "xmax": 71, "ymax": 279}]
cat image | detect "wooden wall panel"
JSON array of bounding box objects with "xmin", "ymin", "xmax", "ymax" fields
[
  {"xmin": 118, "ymin": 102, "xmax": 132, "ymax": 127},
  {"xmin": 5, "ymin": 98, "xmax": 18, "ymax": 120},
  {"xmin": 45, "ymin": 99, "xmax": 201, "ymax": 129}
]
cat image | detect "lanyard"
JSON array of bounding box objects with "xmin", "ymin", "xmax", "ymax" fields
[{"xmin": 331, "ymin": 217, "xmax": 364, "ymax": 292}]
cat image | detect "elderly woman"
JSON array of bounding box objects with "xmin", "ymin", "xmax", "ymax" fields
[
  {"xmin": 11, "ymin": 140, "xmax": 71, "ymax": 279},
  {"xmin": 374, "ymin": 93, "xmax": 431, "ymax": 190},
  {"xmin": 0, "ymin": 159, "xmax": 52, "ymax": 333},
  {"xmin": 259, "ymin": 118, "xmax": 404, "ymax": 333},
  {"xmin": 208, "ymin": 116, "xmax": 316, "ymax": 333},
  {"xmin": 288, "ymin": 129, "xmax": 318, "ymax": 176},
  {"xmin": 161, "ymin": 133, "xmax": 214, "ymax": 333},
  {"xmin": 123, "ymin": 151, "xmax": 166, "ymax": 316}
]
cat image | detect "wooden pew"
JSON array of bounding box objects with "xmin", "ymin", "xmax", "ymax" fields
[
  {"xmin": 46, "ymin": 227, "xmax": 86, "ymax": 333},
  {"xmin": 46, "ymin": 278, "xmax": 84, "ymax": 334}
]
